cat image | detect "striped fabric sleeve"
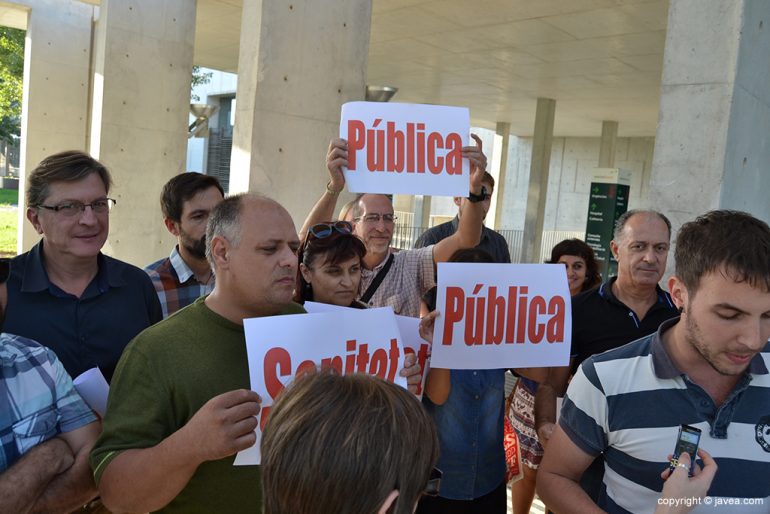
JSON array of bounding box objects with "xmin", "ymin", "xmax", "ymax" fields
[
  {"xmin": 559, "ymin": 357, "xmax": 609, "ymax": 457},
  {"xmin": 49, "ymin": 349, "xmax": 98, "ymax": 433}
]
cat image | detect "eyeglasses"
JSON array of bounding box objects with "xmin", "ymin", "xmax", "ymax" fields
[
  {"xmin": 37, "ymin": 198, "xmax": 117, "ymax": 217},
  {"xmin": 353, "ymin": 213, "xmax": 397, "ymax": 224},
  {"xmin": 0, "ymin": 258, "xmax": 9, "ymax": 285},
  {"xmin": 309, "ymin": 221, "xmax": 353, "ymax": 239},
  {"xmin": 423, "ymin": 467, "xmax": 442, "ymax": 496}
]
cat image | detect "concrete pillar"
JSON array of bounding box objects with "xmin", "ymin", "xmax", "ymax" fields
[
  {"xmin": 12, "ymin": 0, "xmax": 94, "ymax": 253},
  {"xmin": 598, "ymin": 120, "xmax": 618, "ymax": 168},
  {"xmin": 230, "ymin": 0, "xmax": 373, "ymax": 226},
  {"xmin": 489, "ymin": 121, "xmax": 510, "ymax": 230},
  {"xmin": 413, "ymin": 195, "xmax": 431, "ymax": 228},
  {"xmin": 651, "ymin": 0, "xmax": 770, "ymax": 241},
  {"xmin": 89, "ymin": 0, "xmax": 196, "ymax": 266},
  {"xmin": 521, "ymin": 98, "xmax": 555, "ymax": 264}
]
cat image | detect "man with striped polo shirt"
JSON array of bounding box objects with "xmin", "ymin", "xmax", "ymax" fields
[{"xmin": 538, "ymin": 210, "xmax": 770, "ymax": 513}]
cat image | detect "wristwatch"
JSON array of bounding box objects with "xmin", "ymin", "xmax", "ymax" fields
[{"xmin": 467, "ymin": 186, "xmax": 487, "ymax": 203}]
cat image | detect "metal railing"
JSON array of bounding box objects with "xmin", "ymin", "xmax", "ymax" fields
[{"xmin": 391, "ymin": 221, "xmax": 585, "ymax": 264}]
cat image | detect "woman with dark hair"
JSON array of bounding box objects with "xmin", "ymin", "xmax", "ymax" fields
[
  {"xmin": 294, "ymin": 221, "xmax": 368, "ymax": 308},
  {"xmin": 510, "ymin": 237, "xmax": 601, "ymax": 513},
  {"xmin": 547, "ymin": 238, "xmax": 601, "ymax": 296}
]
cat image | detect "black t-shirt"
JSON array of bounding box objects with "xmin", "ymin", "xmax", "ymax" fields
[{"xmin": 570, "ymin": 277, "xmax": 679, "ymax": 374}]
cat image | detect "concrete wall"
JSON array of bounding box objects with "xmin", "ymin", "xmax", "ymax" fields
[{"xmin": 719, "ymin": 0, "xmax": 770, "ymax": 222}]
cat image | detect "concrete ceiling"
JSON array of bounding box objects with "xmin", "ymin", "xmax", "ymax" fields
[
  {"xmin": 64, "ymin": 0, "xmax": 668, "ymax": 137},
  {"xmin": 193, "ymin": 0, "xmax": 669, "ymax": 137}
]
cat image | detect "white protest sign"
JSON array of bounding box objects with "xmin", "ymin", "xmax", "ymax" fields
[
  {"xmin": 431, "ymin": 263, "xmax": 572, "ymax": 370},
  {"xmin": 234, "ymin": 308, "xmax": 407, "ymax": 465},
  {"xmin": 340, "ymin": 101, "xmax": 469, "ymax": 196},
  {"xmin": 304, "ymin": 302, "xmax": 431, "ymax": 397}
]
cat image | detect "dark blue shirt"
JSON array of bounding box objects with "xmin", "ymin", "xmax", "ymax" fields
[
  {"xmin": 5, "ymin": 241, "xmax": 163, "ymax": 382},
  {"xmin": 414, "ymin": 216, "xmax": 512, "ymax": 264},
  {"xmin": 423, "ymin": 369, "xmax": 506, "ymax": 500}
]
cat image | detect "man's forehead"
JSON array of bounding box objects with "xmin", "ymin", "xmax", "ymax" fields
[
  {"xmin": 45, "ymin": 174, "xmax": 107, "ymax": 199},
  {"xmin": 621, "ymin": 214, "xmax": 670, "ymax": 241},
  {"xmin": 360, "ymin": 194, "xmax": 393, "ymax": 213}
]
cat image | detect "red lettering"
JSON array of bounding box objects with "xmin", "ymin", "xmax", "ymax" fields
[
  {"xmin": 387, "ymin": 122, "xmax": 405, "ymax": 172},
  {"xmin": 320, "ymin": 356, "xmax": 343, "ymax": 373},
  {"xmin": 369, "ymin": 348, "xmax": 388, "ymax": 379},
  {"xmin": 417, "ymin": 123, "xmax": 426, "ymax": 173},
  {"xmin": 387, "ymin": 338, "xmax": 400, "ymax": 382},
  {"xmin": 367, "ymin": 119, "xmax": 384, "ymax": 172},
  {"xmin": 356, "ymin": 343, "xmax": 370, "ymax": 372},
  {"xmin": 443, "ymin": 286, "xmax": 465, "ymax": 345},
  {"xmin": 547, "ymin": 296, "xmax": 566, "ymax": 342},
  {"xmin": 345, "ymin": 339, "xmax": 356, "ymax": 373},
  {"xmin": 407, "ymin": 123, "xmax": 415, "ymax": 172},
  {"xmin": 347, "ymin": 120, "xmax": 365, "ymax": 170},
  {"xmin": 486, "ymin": 286, "xmax": 505, "ymax": 344},
  {"xmin": 446, "ymin": 133, "xmax": 463, "ymax": 174},
  {"xmin": 527, "ymin": 296, "xmax": 546, "ymax": 343},
  {"xmin": 516, "ymin": 286, "xmax": 528, "ymax": 343},
  {"xmin": 505, "ymin": 286, "xmax": 517, "ymax": 343},
  {"xmin": 427, "ymin": 132, "xmax": 444, "ymax": 174}
]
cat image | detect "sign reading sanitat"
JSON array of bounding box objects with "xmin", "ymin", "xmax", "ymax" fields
[
  {"xmin": 430, "ymin": 263, "xmax": 572, "ymax": 370},
  {"xmin": 584, "ymin": 168, "xmax": 631, "ymax": 279},
  {"xmin": 234, "ymin": 307, "xmax": 407, "ymax": 466},
  {"xmin": 340, "ymin": 101, "xmax": 470, "ymax": 196}
]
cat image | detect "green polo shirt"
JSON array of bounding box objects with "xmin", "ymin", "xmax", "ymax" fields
[{"xmin": 90, "ymin": 296, "xmax": 305, "ymax": 513}]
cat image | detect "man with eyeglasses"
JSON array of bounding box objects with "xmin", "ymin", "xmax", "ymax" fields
[
  {"xmin": 0, "ymin": 258, "xmax": 102, "ymax": 513},
  {"xmin": 301, "ymin": 136, "xmax": 488, "ymax": 317},
  {"xmin": 145, "ymin": 173, "xmax": 224, "ymax": 318},
  {"xmin": 4, "ymin": 150, "xmax": 162, "ymax": 382}
]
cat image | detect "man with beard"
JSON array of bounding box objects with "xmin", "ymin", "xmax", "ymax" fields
[
  {"xmin": 538, "ymin": 210, "xmax": 770, "ymax": 513},
  {"xmin": 145, "ymin": 173, "xmax": 224, "ymax": 318}
]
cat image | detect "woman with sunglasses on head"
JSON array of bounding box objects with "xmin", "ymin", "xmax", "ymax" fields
[{"xmin": 294, "ymin": 221, "xmax": 368, "ymax": 308}]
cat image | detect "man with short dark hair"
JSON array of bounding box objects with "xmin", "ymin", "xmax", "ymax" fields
[
  {"xmin": 91, "ymin": 194, "xmax": 422, "ymax": 513},
  {"xmin": 0, "ymin": 258, "xmax": 101, "ymax": 513},
  {"xmin": 145, "ymin": 172, "xmax": 224, "ymax": 317},
  {"xmin": 538, "ymin": 210, "xmax": 770, "ymax": 513},
  {"xmin": 414, "ymin": 171, "xmax": 511, "ymax": 264},
  {"xmin": 4, "ymin": 151, "xmax": 162, "ymax": 381},
  {"xmin": 300, "ymin": 137, "xmax": 489, "ymax": 317}
]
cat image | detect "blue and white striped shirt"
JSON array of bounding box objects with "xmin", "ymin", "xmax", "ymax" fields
[
  {"xmin": 1, "ymin": 333, "xmax": 97, "ymax": 472},
  {"xmin": 560, "ymin": 317, "xmax": 770, "ymax": 513}
]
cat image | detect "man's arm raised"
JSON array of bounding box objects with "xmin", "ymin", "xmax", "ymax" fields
[
  {"xmin": 432, "ymin": 134, "xmax": 487, "ymax": 263},
  {"xmin": 299, "ymin": 138, "xmax": 348, "ymax": 241},
  {"xmin": 97, "ymin": 389, "xmax": 261, "ymax": 514}
]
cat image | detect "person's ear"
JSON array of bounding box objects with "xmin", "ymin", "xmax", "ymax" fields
[
  {"xmin": 668, "ymin": 275, "xmax": 688, "ymax": 312},
  {"xmin": 376, "ymin": 490, "xmax": 399, "ymax": 514},
  {"xmin": 453, "ymin": 197, "xmax": 462, "ymax": 208},
  {"xmin": 163, "ymin": 218, "xmax": 181, "ymax": 237},
  {"xmin": 26, "ymin": 208, "xmax": 43, "ymax": 235},
  {"xmin": 300, "ymin": 263, "xmax": 312, "ymax": 284},
  {"xmin": 209, "ymin": 235, "xmax": 230, "ymax": 270},
  {"xmin": 609, "ymin": 239, "xmax": 620, "ymax": 260}
]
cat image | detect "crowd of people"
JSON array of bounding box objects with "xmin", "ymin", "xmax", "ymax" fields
[{"xmin": 0, "ymin": 136, "xmax": 769, "ymax": 514}]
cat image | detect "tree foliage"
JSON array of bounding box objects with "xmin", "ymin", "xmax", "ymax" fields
[
  {"xmin": 191, "ymin": 65, "xmax": 213, "ymax": 102},
  {"xmin": 0, "ymin": 27, "xmax": 24, "ymax": 142}
]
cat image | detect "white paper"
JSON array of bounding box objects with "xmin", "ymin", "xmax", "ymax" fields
[
  {"xmin": 72, "ymin": 367, "xmax": 110, "ymax": 417},
  {"xmin": 305, "ymin": 302, "xmax": 431, "ymax": 397},
  {"xmin": 431, "ymin": 263, "xmax": 572, "ymax": 370},
  {"xmin": 340, "ymin": 101, "xmax": 469, "ymax": 196},
  {"xmin": 235, "ymin": 308, "xmax": 407, "ymax": 465}
]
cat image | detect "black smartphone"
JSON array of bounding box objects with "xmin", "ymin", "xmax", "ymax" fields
[{"xmin": 669, "ymin": 424, "xmax": 701, "ymax": 476}]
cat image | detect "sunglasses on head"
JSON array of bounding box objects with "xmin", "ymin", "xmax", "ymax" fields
[
  {"xmin": 309, "ymin": 221, "xmax": 353, "ymax": 239},
  {"xmin": 0, "ymin": 258, "xmax": 9, "ymax": 285}
]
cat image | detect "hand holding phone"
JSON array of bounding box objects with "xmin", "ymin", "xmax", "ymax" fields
[{"xmin": 669, "ymin": 424, "xmax": 701, "ymax": 477}]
